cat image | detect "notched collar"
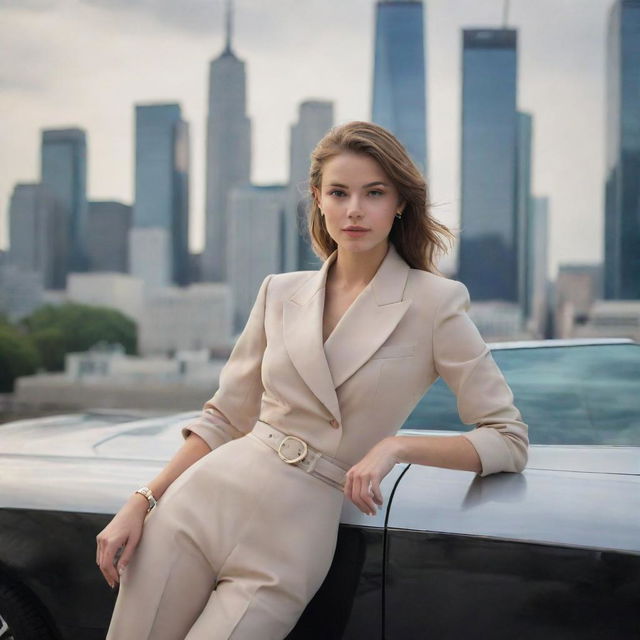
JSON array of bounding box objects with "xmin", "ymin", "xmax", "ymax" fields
[{"xmin": 283, "ymin": 242, "xmax": 412, "ymax": 425}]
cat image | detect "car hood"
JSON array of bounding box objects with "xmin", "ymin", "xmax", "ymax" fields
[{"xmin": 0, "ymin": 410, "xmax": 199, "ymax": 459}]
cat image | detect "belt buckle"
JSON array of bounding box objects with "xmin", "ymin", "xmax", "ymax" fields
[{"xmin": 277, "ymin": 435, "xmax": 308, "ymax": 464}]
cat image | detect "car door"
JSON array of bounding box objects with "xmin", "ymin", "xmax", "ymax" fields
[{"xmin": 383, "ymin": 448, "xmax": 640, "ymax": 640}]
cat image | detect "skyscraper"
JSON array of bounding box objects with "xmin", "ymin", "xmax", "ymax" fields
[
  {"xmin": 8, "ymin": 183, "xmax": 63, "ymax": 288},
  {"xmin": 41, "ymin": 127, "xmax": 89, "ymax": 286},
  {"xmin": 130, "ymin": 103, "xmax": 190, "ymax": 288},
  {"xmin": 287, "ymin": 100, "xmax": 334, "ymax": 272},
  {"xmin": 516, "ymin": 111, "xmax": 534, "ymax": 316},
  {"xmin": 87, "ymin": 201, "xmax": 132, "ymax": 274},
  {"xmin": 458, "ymin": 29, "xmax": 519, "ymax": 303},
  {"xmin": 371, "ymin": 0, "xmax": 427, "ymax": 176},
  {"xmin": 201, "ymin": 0, "xmax": 251, "ymax": 282},
  {"xmin": 227, "ymin": 184, "xmax": 286, "ymax": 331},
  {"xmin": 604, "ymin": 0, "xmax": 640, "ymax": 300}
]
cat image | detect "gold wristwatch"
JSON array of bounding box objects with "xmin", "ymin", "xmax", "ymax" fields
[{"xmin": 135, "ymin": 486, "xmax": 157, "ymax": 513}]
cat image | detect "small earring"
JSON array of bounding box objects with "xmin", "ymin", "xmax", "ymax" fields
[{"xmin": 395, "ymin": 211, "xmax": 403, "ymax": 219}]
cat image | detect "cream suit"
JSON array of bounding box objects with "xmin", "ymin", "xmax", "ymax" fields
[{"xmin": 106, "ymin": 241, "xmax": 528, "ymax": 640}]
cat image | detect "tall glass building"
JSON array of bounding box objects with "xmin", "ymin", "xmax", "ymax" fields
[
  {"xmin": 604, "ymin": 0, "xmax": 640, "ymax": 300},
  {"xmin": 41, "ymin": 128, "xmax": 89, "ymax": 287},
  {"xmin": 133, "ymin": 104, "xmax": 190, "ymax": 286},
  {"xmin": 371, "ymin": 0, "xmax": 427, "ymax": 176},
  {"xmin": 458, "ymin": 29, "xmax": 519, "ymax": 302},
  {"xmin": 202, "ymin": 0, "xmax": 251, "ymax": 283}
]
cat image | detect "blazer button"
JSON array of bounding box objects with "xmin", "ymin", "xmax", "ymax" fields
[{"xmin": 329, "ymin": 418, "xmax": 339, "ymax": 428}]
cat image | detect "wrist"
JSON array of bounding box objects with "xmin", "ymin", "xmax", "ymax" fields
[
  {"xmin": 391, "ymin": 436, "xmax": 412, "ymax": 464},
  {"xmin": 131, "ymin": 486, "xmax": 157, "ymax": 513},
  {"xmin": 388, "ymin": 435, "xmax": 407, "ymax": 464}
]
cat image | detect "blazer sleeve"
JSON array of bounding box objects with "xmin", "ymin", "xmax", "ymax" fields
[
  {"xmin": 432, "ymin": 279, "xmax": 529, "ymax": 476},
  {"xmin": 181, "ymin": 273, "xmax": 274, "ymax": 451}
]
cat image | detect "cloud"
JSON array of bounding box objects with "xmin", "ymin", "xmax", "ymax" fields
[
  {"xmin": 80, "ymin": 0, "xmax": 221, "ymax": 34},
  {"xmin": 0, "ymin": 0, "xmax": 60, "ymax": 11}
]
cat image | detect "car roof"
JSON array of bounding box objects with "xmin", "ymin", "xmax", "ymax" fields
[{"xmin": 487, "ymin": 337, "xmax": 635, "ymax": 349}]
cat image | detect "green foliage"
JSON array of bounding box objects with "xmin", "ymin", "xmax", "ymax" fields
[
  {"xmin": 29, "ymin": 327, "xmax": 66, "ymax": 371},
  {"xmin": 0, "ymin": 324, "xmax": 41, "ymax": 392},
  {"xmin": 19, "ymin": 302, "xmax": 138, "ymax": 371}
]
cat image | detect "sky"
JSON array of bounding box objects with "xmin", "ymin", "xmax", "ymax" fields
[{"xmin": 0, "ymin": 0, "xmax": 615, "ymax": 278}]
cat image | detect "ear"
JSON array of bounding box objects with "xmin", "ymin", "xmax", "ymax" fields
[
  {"xmin": 311, "ymin": 185, "xmax": 320, "ymax": 206},
  {"xmin": 397, "ymin": 197, "xmax": 407, "ymax": 213}
]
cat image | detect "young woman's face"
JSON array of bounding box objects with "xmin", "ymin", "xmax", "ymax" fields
[{"xmin": 312, "ymin": 152, "xmax": 406, "ymax": 255}]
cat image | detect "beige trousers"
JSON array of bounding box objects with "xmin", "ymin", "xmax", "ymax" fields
[{"xmin": 105, "ymin": 429, "xmax": 345, "ymax": 639}]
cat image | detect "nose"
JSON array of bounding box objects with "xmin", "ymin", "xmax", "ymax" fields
[{"xmin": 346, "ymin": 194, "xmax": 364, "ymax": 217}]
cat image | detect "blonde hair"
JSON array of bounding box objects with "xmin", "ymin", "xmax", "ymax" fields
[{"xmin": 305, "ymin": 120, "xmax": 454, "ymax": 275}]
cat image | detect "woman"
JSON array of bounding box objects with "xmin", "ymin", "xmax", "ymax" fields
[{"xmin": 98, "ymin": 121, "xmax": 528, "ymax": 639}]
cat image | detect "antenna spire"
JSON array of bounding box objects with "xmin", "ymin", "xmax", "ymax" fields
[
  {"xmin": 224, "ymin": 0, "xmax": 233, "ymax": 53},
  {"xmin": 502, "ymin": 0, "xmax": 510, "ymax": 28}
]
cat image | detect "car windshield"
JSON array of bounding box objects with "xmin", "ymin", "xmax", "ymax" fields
[{"xmin": 402, "ymin": 343, "xmax": 640, "ymax": 445}]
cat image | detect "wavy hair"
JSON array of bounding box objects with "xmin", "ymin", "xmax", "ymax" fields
[{"xmin": 304, "ymin": 120, "xmax": 455, "ymax": 275}]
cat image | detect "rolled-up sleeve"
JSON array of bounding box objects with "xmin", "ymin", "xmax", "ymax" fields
[
  {"xmin": 432, "ymin": 280, "xmax": 529, "ymax": 476},
  {"xmin": 181, "ymin": 273, "xmax": 274, "ymax": 451}
]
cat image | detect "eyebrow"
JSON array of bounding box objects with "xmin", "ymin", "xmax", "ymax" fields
[{"xmin": 327, "ymin": 181, "xmax": 388, "ymax": 188}]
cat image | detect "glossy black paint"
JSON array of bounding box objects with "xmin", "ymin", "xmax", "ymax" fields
[
  {"xmin": 286, "ymin": 525, "xmax": 384, "ymax": 640},
  {"xmin": 0, "ymin": 508, "xmax": 116, "ymax": 640},
  {"xmin": 384, "ymin": 530, "xmax": 640, "ymax": 640},
  {"xmin": 0, "ymin": 505, "xmax": 386, "ymax": 639}
]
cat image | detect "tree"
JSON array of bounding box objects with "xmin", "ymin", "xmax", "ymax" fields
[
  {"xmin": 0, "ymin": 324, "xmax": 41, "ymax": 392},
  {"xmin": 19, "ymin": 303, "xmax": 137, "ymax": 371}
]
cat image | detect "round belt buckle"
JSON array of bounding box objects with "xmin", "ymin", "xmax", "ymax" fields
[{"xmin": 277, "ymin": 435, "xmax": 308, "ymax": 464}]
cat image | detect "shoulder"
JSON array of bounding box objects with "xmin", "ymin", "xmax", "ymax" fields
[
  {"xmin": 406, "ymin": 268, "xmax": 470, "ymax": 310},
  {"xmin": 260, "ymin": 270, "xmax": 316, "ymax": 298}
]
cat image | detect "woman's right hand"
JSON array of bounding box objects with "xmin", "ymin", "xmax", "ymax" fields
[{"xmin": 96, "ymin": 493, "xmax": 149, "ymax": 589}]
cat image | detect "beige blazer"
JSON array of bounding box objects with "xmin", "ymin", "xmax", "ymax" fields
[{"xmin": 182, "ymin": 242, "xmax": 528, "ymax": 477}]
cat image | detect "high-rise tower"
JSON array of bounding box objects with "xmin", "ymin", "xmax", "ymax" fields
[
  {"xmin": 458, "ymin": 29, "xmax": 520, "ymax": 303},
  {"xmin": 286, "ymin": 100, "xmax": 334, "ymax": 272},
  {"xmin": 130, "ymin": 103, "xmax": 190, "ymax": 289},
  {"xmin": 201, "ymin": 0, "xmax": 251, "ymax": 282},
  {"xmin": 40, "ymin": 128, "xmax": 89, "ymax": 287},
  {"xmin": 371, "ymin": 0, "xmax": 427, "ymax": 176},
  {"xmin": 604, "ymin": 0, "xmax": 640, "ymax": 300}
]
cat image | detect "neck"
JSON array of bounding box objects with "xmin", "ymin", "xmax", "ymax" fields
[{"xmin": 328, "ymin": 241, "xmax": 390, "ymax": 290}]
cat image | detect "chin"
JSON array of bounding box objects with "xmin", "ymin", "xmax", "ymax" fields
[{"xmin": 336, "ymin": 237, "xmax": 388, "ymax": 254}]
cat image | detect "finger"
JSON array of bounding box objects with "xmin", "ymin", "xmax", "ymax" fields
[
  {"xmin": 352, "ymin": 475, "xmax": 369, "ymax": 515},
  {"xmin": 363, "ymin": 478, "xmax": 377, "ymax": 514},
  {"xmin": 371, "ymin": 481, "xmax": 384, "ymax": 506},
  {"xmin": 98, "ymin": 538, "xmax": 106, "ymax": 575},
  {"xmin": 343, "ymin": 472, "xmax": 353, "ymax": 501},
  {"xmin": 102, "ymin": 544, "xmax": 120, "ymax": 587},
  {"xmin": 117, "ymin": 533, "xmax": 140, "ymax": 575},
  {"xmin": 99, "ymin": 560, "xmax": 114, "ymax": 588},
  {"xmin": 350, "ymin": 474, "xmax": 361, "ymax": 511},
  {"xmin": 96, "ymin": 537, "xmax": 101, "ymax": 566}
]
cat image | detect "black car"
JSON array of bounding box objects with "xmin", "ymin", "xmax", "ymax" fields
[{"xmin": 1, "ymin": 339, "xmax": 638, "ymax": 639}]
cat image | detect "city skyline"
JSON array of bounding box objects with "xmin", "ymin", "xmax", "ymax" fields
[{"xmin": 1, "ymin": 0, "xmax": 617, "ymax": 279}]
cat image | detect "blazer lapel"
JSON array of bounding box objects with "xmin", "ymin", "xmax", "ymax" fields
[{"xmin": 283, "ymin": 242, "xmax": 412, "ymax": 426}]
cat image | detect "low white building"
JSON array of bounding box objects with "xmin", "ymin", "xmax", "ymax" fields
[
  {"xmin": 67, "ymin": 271, "xmax": 145, "ymax": 323},
  {"xmin": 15, "ymin": 344, "xmax": 228, "ymax": 412},
  {"xmin": 138, "ymin": 282, "xmax": 233, "ymax": 356}
]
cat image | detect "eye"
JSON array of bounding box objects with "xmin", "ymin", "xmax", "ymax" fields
[
  {"xmin": 369, "ymin": 190, "xmax": 384, "ymax": 197},
  {"xmin": 328, "ymin": 189, "xmax": 346, "ymax": 197}
]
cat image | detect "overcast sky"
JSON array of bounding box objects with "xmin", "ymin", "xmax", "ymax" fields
[{"xmin": 0, "ymin": 0, "xmax": 615, "ymax": 278}]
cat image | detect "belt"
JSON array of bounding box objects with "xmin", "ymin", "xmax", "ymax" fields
[{"xmin": 249, "ymin": 420, "xmax": 349, "ymax": 492}]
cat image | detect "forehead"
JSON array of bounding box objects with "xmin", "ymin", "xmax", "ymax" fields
[{"xmin": 321, "ymin": 152, "xmax": 389, "ymax": 186}]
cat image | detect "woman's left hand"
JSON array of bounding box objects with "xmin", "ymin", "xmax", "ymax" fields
[{"xmin": 344, "ymin": 437, "xmax": 400, "ymax": 516}]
